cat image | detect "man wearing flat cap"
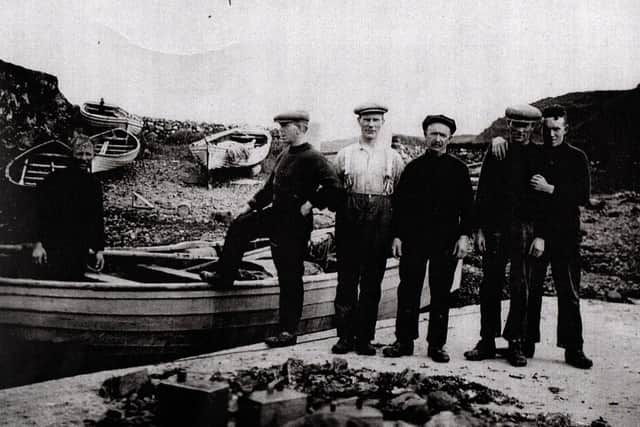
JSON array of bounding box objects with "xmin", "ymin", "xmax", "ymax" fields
[
  {"xmin": 200, "ymin": 110, "xmax": 342, "ymax": 348},
  {"xmin": 382, "ymin": 114, "xmax": 473, "ymax": 363},
  {"xmin": 331, "ymin": 102, "xmax": 404, "ymax": 356},
  {"xmin": 464, "ymin": 104, "xmax": 543, "ymax": 366}
]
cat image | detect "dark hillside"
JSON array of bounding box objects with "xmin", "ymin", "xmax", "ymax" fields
[{"xmin": 476, "ymin": 86, "xmax": 640, "ymax": 191}]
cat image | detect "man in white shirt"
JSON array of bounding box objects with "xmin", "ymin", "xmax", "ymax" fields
[{"xmin": 332, "ymin": 102, "xmax": 404, "ymax": 356}]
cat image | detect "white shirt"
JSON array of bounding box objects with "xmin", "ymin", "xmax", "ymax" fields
[{"xmin": 334, "ymin": 139, "xmax": 404, "ymax": 196}]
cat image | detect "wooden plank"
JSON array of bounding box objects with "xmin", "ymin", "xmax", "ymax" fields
[
  {"xmin": 136, "ymin": 264, "xmax": 202, "ymax": 281},
  {"xmin": 0, "ymin": 301, "xmax": 335, "ymax": 332},
  {"xmin": 85, "ymin": 272, "xmax": 142, "ymax": 285},
  {"xmin": 36, "ymin": 153, "xmax": 69, "ymax": 158},
  {"xmin": 99, "ymin": 140, "xmax": 109, "ymax": 155},
  {"xmin": 19, "ymin": 159, "xmax": 28, "ymax": 184}
]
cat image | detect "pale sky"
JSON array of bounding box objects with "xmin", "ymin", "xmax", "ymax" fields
[{"xmin": 1, "ymin": 0, "xmax": 639, "ymax": 142}]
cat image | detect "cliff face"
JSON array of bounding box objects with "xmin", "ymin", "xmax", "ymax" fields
[
  {"xmin": 0, "ymin": 59, "xmax": 79, "ymax": 163},
  {"xmin": 476, "ymin": 86, "xmax": 640, "ymax": 191}
]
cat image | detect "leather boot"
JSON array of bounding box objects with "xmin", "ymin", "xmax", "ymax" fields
[
  {"xmin": 355, "ymin": 340, "xmax": 376, "ymax": 356},
  {"xmin": 507, "ymin": 341, "xmax": 527, "ymax": 367},
  {"xmin": 427, "ymin": 346, "xmax": 450, "ymax": 363},
  {"xmin": 264, "ymin": 331, "xmax": 297, "ymax": 348},
  {"xmin": 382, "ymin": 340, "xmax": 414, "ymax": 357},
  {"xmin": 565, "ymin": 348, "xmax": 593, "ymax": 369},
  {"xmin": 464, "ymin": 339, "xmax": 496, "ymax": 361},
  {"xmin": 331, "ymin": 337, "xmax": 354, "ymax": 354}
]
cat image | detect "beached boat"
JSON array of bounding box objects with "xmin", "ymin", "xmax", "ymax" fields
[
  {"xmin": 189, "ymin": 128, "xmax": 272, "ymax": 173},
  {"xmin": 4, "ymin": 140, "xmax": 73, "ymax": 187},
  {"xmin": 4, "ymin": 129, "xmax": 140, "ymax": 188},
  {"xmin": 80, "ymin": 100, "xmax": 143, "ymax": 135},
  {"xmin": 90, "ymin": 128, "xmax": 141, "ymax": 173},
  {"xmin": 0, "ymin": 229, "xmax": 432, "ymax": 372}
]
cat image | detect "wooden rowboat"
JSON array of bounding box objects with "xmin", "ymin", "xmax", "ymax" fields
[
  {"xmin": 90, "ymin": 128, "xmax": 140, "ymax": 173},
  {"xmin": 189, "ymin": 128, "xmax": 272, "ymax": 173},
  {"xmin": 4, "ymin": 140, "xmax": 73, "ymax": 187},
  {"xmin": 80, "ymin": 100, "xmax": 143, "ymax": 135},
  {"xmin": 0, "ymin": 229, "xmax": 431, "ymax": 378},
  {"xmin": 4, "ymin": 129, "xmax": 140, "ymax": 188}
]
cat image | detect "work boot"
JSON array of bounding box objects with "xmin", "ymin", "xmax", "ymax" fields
[
  {"xmin": 427, "ymin": 346, "xmax": 450, "ymax": 363},
  {"xmin": 331, "ymin": 337, "xmax": 354, "ymax": 354},
  {"xmin": 523, "ymin": 341, "xmax": 536, "ymax": 358},
  {"xmin": 464, "ymin": 339, "xmax": 496, "ymax": 361},
  {"xmin": 565, "ymin": 348, "xmax": 593, "ymax": 369},
  {"xmin": 382, "ymin": 340, "xmax": 414, "ymax": 357},
  {"xmin": 506, "ymin": 341, "xmax": 527, "ymax": 367},
  {"xmin": 355, "ymin": 341, "xmax": 377, "ymax": 356},
  {"xmin": 264, "ymin": 331, "xmax": 297, "ymax": 348},
  {"xmin": 199, "ymin": 271, "xmax": 233, "ymax": 289}
]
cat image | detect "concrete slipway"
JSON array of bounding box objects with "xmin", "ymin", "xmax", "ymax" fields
[{"xmin": 1, "ymin": 298, "xmax": 639, "ymax": 426}]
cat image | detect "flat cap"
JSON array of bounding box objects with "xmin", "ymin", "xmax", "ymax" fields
[
  {"xmin": 354, "ymin": 102, "xmax": 388, "ymax": 116},
  {"xmin": 273, "ymin": 110, "xmax": 310, "ymax": 124},
  {"xmin": 422, "ymin": 114, "xmax": 457, "ymax": 134},
  {"xmin": 505, "ymin": 104, "xmax": 542, "ymax": 122}
]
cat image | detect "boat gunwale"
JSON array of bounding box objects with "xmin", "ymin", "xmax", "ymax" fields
[
  {"xmin": 80, "ymin": 102, "xmax": 143, "ymax": 126},
  {"xmin": 90, "ymin": 128, "xmax": 140, "ymax": 159},
  {"xmin": 0, "ymin": 261, "xmax": 399, "ymax": 292},
  {"xmin": 4, "ymin": 139, "xmax": 72, "ymax": 186}
]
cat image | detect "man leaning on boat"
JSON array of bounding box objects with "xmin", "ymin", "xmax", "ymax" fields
[{"xmin": 200, "ymin": 110, "xmax": 343, "ymax": 348}]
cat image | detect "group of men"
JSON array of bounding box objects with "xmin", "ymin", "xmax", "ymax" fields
[
  {"xmin": 32, "ymin": 101, "xmax": 592, "ymax": 370},
  {"xmin": 196, "ymin": 101, "xmax": 592, "ymax": 370}
]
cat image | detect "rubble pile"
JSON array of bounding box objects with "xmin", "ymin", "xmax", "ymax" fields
[
  {"xmin": 0, "ymin": 59, "xmax": 78, "ymax": 165},
  {"xmin": 90, "ymin": 360, "xmax": 611, "ymax": 426},
  {"xmin": 139, "ymin": 117, "xmax": 227, "ymax": 149}
]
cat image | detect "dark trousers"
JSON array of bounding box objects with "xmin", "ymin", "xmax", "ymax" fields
[
  {"xmin": 503, "ymin": 221, "xmax": 538, "ymax": 343},
  {"xmin": 38, "ymin": 245, "xmax": 89, "ymax": 281},
  {"xmin": 216, "ymin": 207, "xmax": 311, "ymax": 333},
  {"xmin": 334, "ymin": 194, "xmax": 392, "ymax": 342},
  {"xmin": 394, "ymin": 242, "xmax": 458, "ymax": 347},
  {"xmin": 526, "ymin": 237, "xmax": 584, "ymax": 349},
  {"xmin": 479, "ymin": 229, "xmax": 510, "ymax": 340}
]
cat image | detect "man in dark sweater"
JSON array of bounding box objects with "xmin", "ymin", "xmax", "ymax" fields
[
  {"xmin": 382, "ymin": 114, "xmax": 473, "ymax": 363},
  {"xmin": 464, "ymin": 104, "xmax": 542, "ymax": 363},
  {"xmin": 200, "ymin": 110, "xmax": 342, "ymax": 348},
  {"xmin": 32, "ymin": 134, "xmax": 105, "ymax": 280},
  {"xmin": 523, "ymin": 105, "xmax": 593, "ymax": 369}
]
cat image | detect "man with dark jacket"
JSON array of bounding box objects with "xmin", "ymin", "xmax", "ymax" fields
[
  {"xmin": 32, "ymin": 134, "xmax": 105, "ymax": 280},
  {"xmin": 200, "ymin": 110, "xmax": 342, "ymax": 348},
  {"xmin": 382, "ymin": 114, "xmax": 473, "ymax": 363},
  {"xmin": 464, "ymin": 105, "xmax": 542, "ymax": 363},
  {"xmin": 522, "ymin": 105, "xmax": 593, "ymax": 369}
]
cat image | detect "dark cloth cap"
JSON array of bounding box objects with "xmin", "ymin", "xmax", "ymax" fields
[
  {"xmin": 505, "ymin": 104, "xmax": 542, "ymax": 121},
  {"xmin": 422, "ymin": 114, "xmax": 457, "ymax": 134},
  {"xmin": 353, "ymin": 102, "xmax": 388, "ymax": 116},
  {"xmin": 273, "ymin": 110, "xmax": 310, "ymax": 124}
]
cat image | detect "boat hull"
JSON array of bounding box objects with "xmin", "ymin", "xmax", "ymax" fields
[
  {"xmin": 80, "ymin": 101, "xmax": 143, "ymax": 135},
  {"xmin": 189, "ymin": 128, "xmax": 272, "ymax": 171},
  {"xmin": 4, "ymin": 140, "xmax": 72, "ymax": 187},
  {"xmin": 0, "ymin": 260, "xmax": 411, "ymax": 363},
  {"xmin": 90, "ymin": 128, "xmax": 140, "ymax": 173}
]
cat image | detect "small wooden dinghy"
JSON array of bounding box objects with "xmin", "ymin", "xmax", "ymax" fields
[
  {"xmin": 189, "ymin": 128, "xmax": 272, "ymax": 173},
  {"xmin": 90, "ymin": 128, "xmax": 140, "ymax": 173},
  {"xmin": 4, "ymin": 140, "xmax": 72, "ymax": 187},
  {"xmin": 0, "ymin": 229, "xmax": 429, "ymax": 372},
  {"xmin": 80, "ymin": 100, "xmax": 143, "ymax": 135}
]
